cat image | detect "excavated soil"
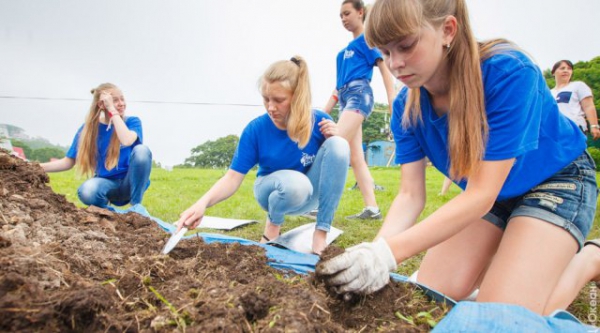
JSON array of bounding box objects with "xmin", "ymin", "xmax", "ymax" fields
[{"xmin": 0, "ymin": 151, "xmax": 448, "ymax": 332}]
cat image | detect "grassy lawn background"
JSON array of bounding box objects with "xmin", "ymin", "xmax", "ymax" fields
[{"xmin": 47, "ymin": 166, "xmax": 600, "ymax": 278}]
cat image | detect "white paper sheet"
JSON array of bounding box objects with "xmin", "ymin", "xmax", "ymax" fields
[
  {"xmin": 197, "ymin": 216, "xmax": 258, "ymax": 230},
  {"xmin": 267, "ymin": 222, "xmax": 343, "ymax": 254}
]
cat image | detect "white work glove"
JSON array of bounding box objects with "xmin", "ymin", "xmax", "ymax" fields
[{"xmin": 316, "ymin": 238, "xmax": 397, "ymax": 295}]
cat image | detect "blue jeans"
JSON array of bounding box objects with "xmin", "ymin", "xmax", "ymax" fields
[
  {"xmin": 483, "ymin": 150, "xmax": 598, "ymax": 251},
  {"xmin": 77, "ymin": 145, "xmax": 152, "ymax": 208},
  {"xmin": 253, "ymin": 137, "xmax": 350, "ymax": 232},
  {"xmin": 339, "ymin": 79, "xmax": 375, "ymax": 119}
]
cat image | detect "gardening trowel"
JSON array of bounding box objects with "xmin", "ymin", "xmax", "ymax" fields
[{"xmin": 161, "ymin": 227, "xmax": 188, "ymax": 254}]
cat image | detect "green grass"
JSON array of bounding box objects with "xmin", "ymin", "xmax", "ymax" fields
[{"xmin": 47, "ymin": 166, "xmax": 600, "ymax": 277}]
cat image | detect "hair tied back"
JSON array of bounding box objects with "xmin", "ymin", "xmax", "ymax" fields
[{"xmin": 290, "ymin": 57, "xmax": 301, "ymax": 66}]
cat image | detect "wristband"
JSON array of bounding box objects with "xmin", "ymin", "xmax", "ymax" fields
[
  {"xmin": 591, "ymin": 125, "xmax": 599, "ymax": 129},
  {"xmin": 332, "ymin": 95, "xmax": 339, "ymax": 102}
]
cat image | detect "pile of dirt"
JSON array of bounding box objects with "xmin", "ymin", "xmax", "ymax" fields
[{"xmin": 0, "ymin": 151, "xmax": 447, "ymax": 332}]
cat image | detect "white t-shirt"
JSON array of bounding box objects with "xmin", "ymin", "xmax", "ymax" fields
[{"xmin": 551, "ymin": 81, "xmax": 593, "ymax": 130}]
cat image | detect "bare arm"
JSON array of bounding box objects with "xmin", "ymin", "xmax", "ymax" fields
[
  {"xmin": 176, "ymin": 169, "xmax": 246, "ymax": 231},
  {"xmin": 377, "ymin": 59, "xmax": 396, "ymax": 113},
  {"xmin": 581, "ymin": 96, "xmax": 600, "ymax": 140},
  {"xmin": 40, "ymin": 157, "xmax": 76, "ymax": 173},
  {"xmin": 376, "ymin": 159, "xmax": 427, "ymax": 239},
  {"xmin": 323, "ymin": 89, "xmax": 339, "ymax": 114},
  {"xmin": 109, "ymin": 114, "xmax": 138, "ymax": 146},
  {"xmin": 386, "ymin": 159, "xmax": 514, "ymax": 264}
]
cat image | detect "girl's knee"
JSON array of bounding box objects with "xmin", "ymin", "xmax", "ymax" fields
[
  {"xmin": 77, "ymin": 183, "xmax": 98, "ymax": 206},
  {"xmin": 131, "ymin": 145, "xmax": 152, "ymax": 162},
  {"xmin": 325, "ymin": 136, "xmax": 349, "ymax": 150},
  {"xmin": 324, "ymin": 137, "xmax": 350, "ymax": 159}
]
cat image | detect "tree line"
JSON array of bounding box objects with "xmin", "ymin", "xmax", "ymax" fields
[{"xmin": 9, "ymin": 138, "xmax": 66, "ymax": 162}]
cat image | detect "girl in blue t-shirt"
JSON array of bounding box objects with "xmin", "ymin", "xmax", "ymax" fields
[
  {"xmin": 317, "ymin": 0, "xmax": 599, "ymax": 315},
  {"xmin": 41, "ymin": 83, "xmax": 152, "ymax": 210},
  {"xmin": 322, "ymin": 0, "xmax": 396, "ymax": 220},
  {"xmin": 176, "ymin": 56, "xmax": 350, "ymax": 254}
]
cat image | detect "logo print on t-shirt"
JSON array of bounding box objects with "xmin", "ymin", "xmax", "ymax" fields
[
  {"xmin": 344, "ymin": 49, "xmax": 355, "ymax": 59},
  {"xmin": 556, "ymin": 91, "xmax": 573, "ymax": 104},
  {"xmin": 300, "ymin": 153, "xmax": 315, "ymax": 167}
]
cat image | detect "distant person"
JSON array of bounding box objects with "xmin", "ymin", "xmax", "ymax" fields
[
  {"xmin": 41, "ymin": 83, "xmax": 152, "ymax": 210},
  {"xmin": 318, "ymin": 0, "xmax": 598, "ymax": 317},
  {"xmin": 322, "ymin": 0, "xmax": 395, "ymax": 220},
  {"xmin": 551, "ymin": 59, "xmax": 600, "ymax": 140},
  {"xmin": 176, "ymin": 56, "xmax": 350, "ymax": 255}
]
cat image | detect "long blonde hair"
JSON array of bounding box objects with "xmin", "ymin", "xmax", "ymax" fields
[
  {"xmin": 260, "ymin": 56, "xmax": 312, "ymax": 148},
  {"xmin": 76, "ymin": 83, "xmax": 121, "ymax": 177},
  {"xmin": 366, "ymin": 0, "xmax": 510, "ymax": 180}
]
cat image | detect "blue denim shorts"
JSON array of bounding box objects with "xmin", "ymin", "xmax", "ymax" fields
[
  {"xmin": 483, "ymin": 150, "xmax": 598, "ymax": 251},
  {"xmin": 338, "ymin": 79, "xmax": 375, "ymax": 119}
]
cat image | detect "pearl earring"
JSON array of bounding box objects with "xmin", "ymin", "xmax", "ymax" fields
[{"xmin": 446, "ymin": 43, "xmax": 451, "ymax": 49}]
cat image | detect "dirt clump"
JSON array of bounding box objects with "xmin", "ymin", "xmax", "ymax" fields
[{"xmin": 0, "ymin": 151, "xmax": 447, "ymax": 332}]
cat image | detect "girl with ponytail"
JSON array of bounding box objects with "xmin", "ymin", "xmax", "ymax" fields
[
  {"xmin": 41, "ymin": 83, "xmax": 152, "ymax": 210},
  {"xmin": 318, "ymin": 0, "xmax": 599, "ymax": 317},
  {"xmin": 176, "ymin": 57, "xmax": 349, "ymax": 254}
]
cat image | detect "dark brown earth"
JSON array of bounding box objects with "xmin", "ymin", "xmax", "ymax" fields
[{"xmin": 0, "ymin": 151, "xmax": 448, "ymax": 332}]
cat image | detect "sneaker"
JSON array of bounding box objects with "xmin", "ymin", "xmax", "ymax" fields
[
  {"xmin": 302, "ymin": 209, "xmax": 318, "ymax": 220},
  {"xmin": 346, "ymin": 208, "xmax": 382, "ymax": 220},
  {"xmin": 348, "ymin": 182, "xmax": 385, "ymax": 191},
  {"xmin": 374, "ymin": 184, "xmax": 385, "ymax": 191}
]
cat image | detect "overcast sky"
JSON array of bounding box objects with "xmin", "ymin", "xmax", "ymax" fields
[{"xmin": 1, "ymin": 0, "xmax": 599, "ymax": 166}]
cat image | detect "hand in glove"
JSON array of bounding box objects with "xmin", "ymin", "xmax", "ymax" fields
[{"xmin": 316, "ymin": 238, "xmax": 397, "ymax": 295}]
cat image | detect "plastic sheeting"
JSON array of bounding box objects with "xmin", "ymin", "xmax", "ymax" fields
[
  {"xmin": 433, "ymin": 302, "xmax": 596, "ymax": 332},
  {"xmin": 118, "ymin": 204, "xmax": 595, "ymax": 332},
  {"xmin": 125, "ymin": 204, "xmax": 320, "ymax": 275}
]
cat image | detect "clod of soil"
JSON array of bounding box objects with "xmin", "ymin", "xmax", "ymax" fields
[
  {"xmin": 314, "ymin": 245, "xmax": 450, "ymax": 331},
  {"xmin": 0, "ymin": 151, "xmax": 448, "ymax": 332}
]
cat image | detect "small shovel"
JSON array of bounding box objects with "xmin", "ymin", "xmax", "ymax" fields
[{"xmin": 161, "ymin": 227, "xmax": 188, "ymax": 254}]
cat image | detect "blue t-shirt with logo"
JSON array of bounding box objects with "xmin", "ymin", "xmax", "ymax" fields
[
  {"xmin": 230, "ymin": 110, "xmax": 332, "ymax": 177},
  {"xmin": 391, "ymin": 50, "xmax": 586, "ymax": 201},
  {"xmin": 66, "ymin": 116, "xmax": 143, "ymax": 179},
  {"xmin": 336, "ymin": 34, "xmax": 382, "ymax": 90}
]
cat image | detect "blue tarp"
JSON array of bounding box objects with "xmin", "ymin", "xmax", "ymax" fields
[
  {"xmin": 124, "ymin": 204, "xmax": 320, "ymax": 275},
  {"xmin": 117, "ymin": 204, "xmax": 595, "ymax": 332},
  {"xmin": 433, "ymin": 302, "xmax": 597, "ymax": 332}
]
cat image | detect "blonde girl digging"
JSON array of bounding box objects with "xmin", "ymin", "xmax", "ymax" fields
[{"xmin": 318, "ymin": 0, "xmax": 600, "ymax": 320}]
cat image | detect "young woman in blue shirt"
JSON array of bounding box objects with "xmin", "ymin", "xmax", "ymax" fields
[
  {"xmin": 176, "ymin": 57, "xmax": 349, "ymax": 254},
  {"xmin": 41, "ymin": 83, "xmax": 152, "ymax": 210},
  {"xmin": 318, "ymin": 0, "xmax": 599, "ymax": 315},
  {"xmin": 323, "ymin": 0, "xmax": 396, "ymax": 220}
]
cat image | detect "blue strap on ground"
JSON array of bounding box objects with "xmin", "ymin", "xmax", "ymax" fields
[{"xmin": 118, "ymin": 204, "xmax": 595, "ymax": 332}]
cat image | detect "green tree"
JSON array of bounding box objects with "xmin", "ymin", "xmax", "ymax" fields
[
  {"xmin": 185, "ymin": 135, "xmax": 239, "ymax": 168},
  {"xmin": 29, "ymin": 147, "xmax": 66, "ymax": 162},
  {"xmin": 329, "ymin": 102, "xmax": 391, "ymax": 144},
  {"xmin": 363, "ymin": 102, "xmax": 392, "ymax": 143},
  {"xmin": 9, "ymin": 139, "xmax": 33, "ymax": 159}
]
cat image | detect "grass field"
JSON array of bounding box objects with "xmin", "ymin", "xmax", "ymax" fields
[{"xmin": 46, "ymin": 165, "xmax": 600, "ymax": 278}]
